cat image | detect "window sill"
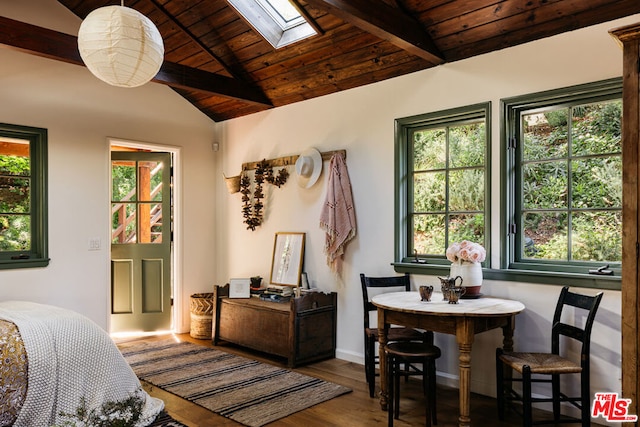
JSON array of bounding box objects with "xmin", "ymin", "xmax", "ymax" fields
[
  {"xmin": 0, "ymin": 257, "xmax": 50, "ymax": 270},
  {"xmin": 392, "ymin": 262, "xmax": 621, "ymax": 290}
]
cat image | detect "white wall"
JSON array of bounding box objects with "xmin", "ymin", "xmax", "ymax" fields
[
  {"xmin": 0, "ymin": 0, "xmax": 217, "ymax": 332},
  {"xmin": 217, "ymin": 14, "xmax": 639, "ymax": 418}
]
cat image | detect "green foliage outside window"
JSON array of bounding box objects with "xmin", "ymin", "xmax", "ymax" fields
[
  {"xmin": 521, "ymin": 100, "xmax": 622, "ymax": 263},
  {"xmin": 410, "ymin": 108, "xmax": 488, "ymax": 258},
  {"xmin": 0, "ymin": 122, "xmax": 48, "ymax": 269},
  {"xmin": 0, "ymin": 147, "xmax": 31, "ymax": 251}
]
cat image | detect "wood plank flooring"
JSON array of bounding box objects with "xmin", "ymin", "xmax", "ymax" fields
[{"xmin": 122, "ymin": 333, "xmax": 601, "ymax": 427}]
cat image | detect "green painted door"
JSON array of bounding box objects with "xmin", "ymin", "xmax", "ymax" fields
[{"xmin": 110, "ymin": 151, "xmax": 172, "ymax": 332}]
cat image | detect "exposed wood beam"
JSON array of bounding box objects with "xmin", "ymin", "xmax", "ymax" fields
[
  {"xmin": 290, "ymin": 0, "xmax": 325, "ymax": 36},
  {"xmin": 154, "ymin": 62, "xmax": 271, "ymax": 106},
  {"xmin": 303, "ymin": 0, "xmax": 444, "ymax": 65},
  {"xmin": 0, "ymin": 16, "xmax": 272, "ymax": 107}
]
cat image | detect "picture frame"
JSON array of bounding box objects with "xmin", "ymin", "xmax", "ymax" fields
[
  {"xmin": 229, "ymin": 278, "xmax": 251, "ymax": 298},
  {"xmin": 270, "ymin": 232, "xmax": 305, "ymax": 286}
]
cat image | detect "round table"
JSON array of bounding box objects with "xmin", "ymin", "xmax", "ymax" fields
[{"xmin": 372, "ymin": 291, "xmax": 525, "ymax": 427}]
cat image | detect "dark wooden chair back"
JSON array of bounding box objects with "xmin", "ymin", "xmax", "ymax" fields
[
  {"xmin": 360, "ymin": 273, "xmax": 411, "ymax": 330},
  {"xmin": 551, "ymin": 285, "xmax": 603, "ymax": 365}
]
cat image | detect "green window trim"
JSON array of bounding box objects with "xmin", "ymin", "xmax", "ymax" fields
[
  {"xmin": 393, "ymin": 80, "xmax": 622, "ymax": 291},
  {"xmin": 0, "ymin": 123, "xmax": 49, "ymax": 270},
  {"xmin": 500, "ymin": 78, "xmax": 622, "ymax": 286},
  {"xmin": 395, "ymin": 102, "xmax": 491, "ymax": 267},
  {"xmin": 392, "ymin": 262, "xmax": 620, "ymax": 290}
]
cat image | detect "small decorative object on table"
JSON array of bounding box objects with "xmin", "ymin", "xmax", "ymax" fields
[
  {"xmin": 250, "ymin": 276, "xmax": 262, "ymax": 288},
  {"xmin": 419, "ymin": 285, "xmax": 433, "ymax": 301},
  {"xmin": 437, "ymin": 275, "xmax": 462, "ymax": 301},
  {"xmin": 446, "ymin": 240, "xmax": 485, "ymax": 297},
  {"xmin": 448, "ymin": 286, "xmax": 466, "ymax": 304}
]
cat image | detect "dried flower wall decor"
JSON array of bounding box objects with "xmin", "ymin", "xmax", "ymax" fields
[{"xmin": 239, "ymin": 159, "xmax": 289, "ymax": 231}]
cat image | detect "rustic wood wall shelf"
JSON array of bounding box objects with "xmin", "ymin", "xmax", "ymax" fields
[{"xmin": 241, "ymin": 149, "xmax": 346, "ymax": 171}]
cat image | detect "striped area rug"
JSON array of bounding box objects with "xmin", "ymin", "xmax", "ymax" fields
[{"xmin": 119, "ymin": 339, "xmax": 351, "ymax": 427}]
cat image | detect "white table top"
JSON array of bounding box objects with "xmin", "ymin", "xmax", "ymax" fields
[{"xmin": 371, "ymin": 291, "xmax": 525, "ymax": 317}]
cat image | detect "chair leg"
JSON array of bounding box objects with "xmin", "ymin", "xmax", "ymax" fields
[
  {"xmin": 428, "ymin": 359, "xmax": 437, "ymax": 426},
  {"xmin": 386, "ymin": 351, "xmax": 438, "ymax": 427},
  {"xmin": 552, "ymin": 373, "xmax": 560, "ymax": 422},
  {"xmin": 523, "ymin": 366, "xmax": 533, "ymax": 427},
  {"xmin": 394, "ymin": 360, "xmax": 401, "ymax": 420},
  {"xmin": 581, "ymin": 371, "xmax": 590, "ymax": 427},
  {"xmin": 423, "ymin": 362, "xmax": 432, "ymax": 427},
  {"xmin": 366, "ymin": 336, "xmax": 376, "ymax": 398},
  {"xmin": 387, "ymin": 353, "xmax": 395, "ymax": 427},
  {"xmin": 496, "ymin": 348, "xmax": 505, "ymax": 420}
]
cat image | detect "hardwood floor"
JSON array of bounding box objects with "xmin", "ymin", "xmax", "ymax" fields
[{"xmin": 124, "ymin": 333, "xmax": 601, "ymax": 427}]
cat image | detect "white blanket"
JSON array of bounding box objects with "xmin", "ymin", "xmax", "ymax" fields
[{"xmin": 0, "ymin": 301, "xmax": 163, "ymax": 426}]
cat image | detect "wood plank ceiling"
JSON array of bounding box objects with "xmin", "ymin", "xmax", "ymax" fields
[{"xmin": 8, "ymin": 1, "xmax": 640, "ymax": 121}]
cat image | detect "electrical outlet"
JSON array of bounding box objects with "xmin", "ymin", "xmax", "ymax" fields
[{"xmin": 88, "ymin": 238, "xmax": 101, "ymax": 251}]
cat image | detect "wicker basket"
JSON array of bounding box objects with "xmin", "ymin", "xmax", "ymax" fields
[
  {"xmin": 190, "ymin": 293, "xmax": 214, "ymax": 339},
  {"xmin": 224, "ymin": 173, "xmax": 241, "ymax": 194}
]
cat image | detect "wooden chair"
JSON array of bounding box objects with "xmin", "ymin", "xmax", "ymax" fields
[
  {"xmin": 386, "ymin": 341, "xmax": 440, "ymax": 426},
  {"xmin": 496, "ymin": 286, "xmax": 603, "ymax": 427},
  {"xmin": 360, "ymin": 273, "xmax": 429, "ymax": 398}
]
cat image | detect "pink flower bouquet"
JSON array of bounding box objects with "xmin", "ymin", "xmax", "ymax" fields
[{"xmin": 446, "ymin": 240, "xmax": 486, "ymax": 264}]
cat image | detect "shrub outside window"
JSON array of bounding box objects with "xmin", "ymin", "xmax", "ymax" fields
[
  {"xmin": 395, "ymin": 103, "xmax": 490, "ymax": 266},
  {"xmin": 503, "ymin": 79, "xmax": 622, "ymax": 278},
  {"xmin": 0, "ymin": 123, "xmax": 48, "ymax": 269}
]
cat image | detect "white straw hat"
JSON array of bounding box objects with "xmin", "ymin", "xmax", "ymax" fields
[{"xmin": 295, "ymin": 148, "xmax": 322, "ymax": 188}]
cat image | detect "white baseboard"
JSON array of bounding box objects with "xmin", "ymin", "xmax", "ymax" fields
[{"xmin": 335, "ymin": 348, "xmax": 363, "ymax": 365}]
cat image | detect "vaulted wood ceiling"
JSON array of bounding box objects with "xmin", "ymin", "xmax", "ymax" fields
[{"xmin": 4, "ymin": 1, "xmax": 640, "ymax": 122}]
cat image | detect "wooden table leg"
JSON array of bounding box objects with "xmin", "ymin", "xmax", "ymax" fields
[
  {"xmin": 502, "ymin": 314, "xmax": 515, "ymax": 352},
  {"xmin": 501, "ymin": 315, "xmax": 516, "ymax": 401},
  {"xmin": 377, "ymin": 307, "xmax": 389, "ymax": 410},
  {"xmin": 456, "ymin": 319, "xmax": 474, "ymax": 427}
]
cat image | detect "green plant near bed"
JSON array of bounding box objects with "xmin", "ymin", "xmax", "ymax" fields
[{"xmin": 55, "ymin": 390, "xmax": 145, "ymax": 427}]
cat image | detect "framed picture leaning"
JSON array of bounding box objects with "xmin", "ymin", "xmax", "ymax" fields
[{"xmin": 270, "ymin": 232, "xmax": 305, "ymax": 286}]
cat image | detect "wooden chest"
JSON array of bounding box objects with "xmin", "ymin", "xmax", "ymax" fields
[{"xmin": 212, "ymin": 284, "xmax": 337, "ymax": 368}]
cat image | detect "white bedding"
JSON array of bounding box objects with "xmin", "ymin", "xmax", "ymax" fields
[{"xmin": 0, "ymin": 301, "xmax": 163, "ymax": 426}]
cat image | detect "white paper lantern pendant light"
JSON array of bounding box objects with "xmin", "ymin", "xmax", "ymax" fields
[{"xmin": 78, "ymin": 1, "xmax": 164, "ymax": 88}]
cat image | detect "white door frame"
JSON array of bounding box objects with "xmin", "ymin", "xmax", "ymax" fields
[{"xmin": 108, "ymin": 137, "xmax": 183, "ymax": 334}]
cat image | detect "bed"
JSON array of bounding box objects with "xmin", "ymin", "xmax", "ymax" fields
[{"xmin": 0, "ymin": 301, "xmax": 164, "ymax": 426}]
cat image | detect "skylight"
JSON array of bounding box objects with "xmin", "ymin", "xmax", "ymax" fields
[
  {"xmin": 258, "ymin": 0, "xmax": 304, "ymax": 29},
  {"xmin": 227, "ymin": 0, "xmax": 316, "ymax": 49}
]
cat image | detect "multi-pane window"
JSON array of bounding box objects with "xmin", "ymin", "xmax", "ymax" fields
[
  {"xmin": 504, "ymin": 79, "xmax": 622, "ymax": 275},
  {"xmin": 0, "ymin": 123, "xmax": 48, "ymax": 269},
  {"xmin": 396, "ymin": 103, "xmax": 490, "ymax": 264},
  {"xmin": 111, "ymin": 157, "xmax": 166, "ymax": 245}
]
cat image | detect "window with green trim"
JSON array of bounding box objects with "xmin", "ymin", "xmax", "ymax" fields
[
  {"xmin": 503, "ymin": 79, "xmax": 621, "ymax": 276},
  {"xmin": 395, "ymin": 103, "xmax": 490, "ymax": 265},
  {"xmin": 0, "ymin": 123, "xmax": 49, "ymax": 269}
]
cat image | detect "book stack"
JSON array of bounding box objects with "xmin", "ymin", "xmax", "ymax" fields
[
  {"xmin": 259, "ymin": 285, "xmax": 292, "ymax": 303},
  {"xmin": 250, "ymin": 286, "xmax": 265, "ymax": 298}
]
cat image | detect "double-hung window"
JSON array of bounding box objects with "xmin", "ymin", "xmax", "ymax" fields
[
  {"xmin": 395, "ymin": 103, "xmax": 490, "ymax": 270},
  {"xmin": 0, "ymin": 123, "xmax": 49, "ymax": 269},
  {"xmin": 503, "ymin": 79, "xmax": 622, "ymax": 284}
]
